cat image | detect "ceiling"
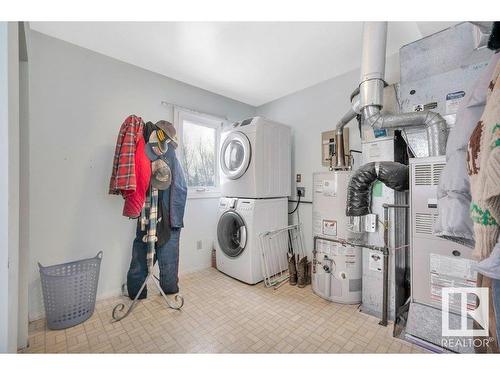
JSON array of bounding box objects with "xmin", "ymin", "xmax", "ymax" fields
[{"xmin": 30, "ymin": 22, "xmax": 457, "ymax": 106}]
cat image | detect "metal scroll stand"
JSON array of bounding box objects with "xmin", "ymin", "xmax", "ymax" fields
[{"xmin": 112, "ymin": 187, "xmax": 184, "ymax": 322}]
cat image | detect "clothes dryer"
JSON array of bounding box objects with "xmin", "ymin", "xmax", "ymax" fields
[{"xmin": 219, "ymin": 116, "xmax": 291, "ymax": 198}]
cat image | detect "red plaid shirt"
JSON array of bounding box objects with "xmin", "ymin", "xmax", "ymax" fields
[{"xmin": 109, "ymin": 115, "xmax": 145, "ymax": 195}]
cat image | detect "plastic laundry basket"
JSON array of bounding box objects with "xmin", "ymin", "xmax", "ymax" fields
[{"xmin": 39, "ymin": 251, "xmax": 103, "ymax": 330}]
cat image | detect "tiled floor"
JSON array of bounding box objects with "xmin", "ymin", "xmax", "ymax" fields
[{"xmin": 23, "ymin": 268, "xmax": 428, "ymax": 354}]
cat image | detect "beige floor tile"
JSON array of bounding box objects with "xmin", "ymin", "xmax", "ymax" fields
[{"xmin": 25, "ymin": 267, "xmax": 430, "ymax": 354}]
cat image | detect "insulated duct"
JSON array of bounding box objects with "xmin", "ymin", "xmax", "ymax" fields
[{"xmin": 345, "ymin": 161, "xmax": 409, "ymax": 216}]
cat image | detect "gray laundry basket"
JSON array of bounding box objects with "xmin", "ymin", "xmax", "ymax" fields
[{"xmin": 39, "ymin": 251, "xmax": 103, "ymax": 330}]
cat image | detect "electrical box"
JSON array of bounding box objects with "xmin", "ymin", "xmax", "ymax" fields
[{"xmin": 364, "ymin": 214, "xmax": 377, "ymax": 233}]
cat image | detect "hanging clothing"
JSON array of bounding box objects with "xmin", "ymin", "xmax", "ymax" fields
[
  {"xmin": 435, "ymin": 53, "xmax": 500, "ymax": 247},
  {"xmin": 127, "ymin": 227, "xmax": 181, "ymax": 299},
  {"xmin": 122, "ymin": 137, "xmax": 151, "ymax": 218},
  {"xmin": 109, "ymin": 115, "xmax": 145, "ymax": 194},
  {"xmin": 109, "ymin": 115, "xmax": 151, "ymax": 218},
  {"xmin": 159, "ymin": 144, "xmax": 187, "ymax": 229},
  {"xmin": 467, "ymin": 57, "xmax": 500, "ymax": 353},
  {"xmin": 127, "ymin": 187, "xmax": 180, "ymax": 299},
  {"xmin": 466, "ymin": 58, "xmax": 500, "ymax": 260},
  {"xmin": 494, "ymin": 278, "xmax": 500, "ymax": 341},
  {"xmin": 141, "ymin": 119, "xmax": 187, "ymax": 228},
  {"xmin": 476, "ymin": 240, "xmax": 500, "ymax": 279},
  {"xmin": 475, "ymin": 274, "xmax": 500, "ymax": 353},
  {"xmin": 156, "ymin": 189, "xmax": 171, "ymax": 247},
  {"xmin": 127, "ymin": 138, "xmax": 187, "ymax": 299}
]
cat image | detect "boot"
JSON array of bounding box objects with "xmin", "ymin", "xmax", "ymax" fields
[
  {"xmin": 288, "ymin": 253, "xmax": 297, "ymax": 285},
  {"xmin": 297, "ymin": 256, "xmax": 308, "ymax": 288},
  {"xmin": 306, "ymin": 261, "xmax": 312, "ymax": 285}
]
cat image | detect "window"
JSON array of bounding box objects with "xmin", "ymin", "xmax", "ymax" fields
[{"xmin": 174, "ymin": 108, "xmax": 222, "ymax": 198}]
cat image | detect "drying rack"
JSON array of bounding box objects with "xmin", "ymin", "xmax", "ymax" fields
[
  {"xmin": 259, "ymin": 224, "xmax": 306, "ymax": 289},
  {"xmin": 111, "ymin": 187, "xmax": 184, "ymax": 322}
]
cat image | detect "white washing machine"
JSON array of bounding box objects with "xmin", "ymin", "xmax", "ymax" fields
[
  {"xmin": 219, "ymin": 116, "xmax": 291, "ymax": 198},
  {"xmin": 215, "ymin": 197, "xmax": 288, "ymax": 284}
]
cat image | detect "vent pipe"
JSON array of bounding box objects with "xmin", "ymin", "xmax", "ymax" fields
[
  {"xmin": 359, "ymin": 22, "xmax": 387, "ymax": 110},
  {"xmin": 332, "ymin": 22, "xmax": 448, "ymax": 170},
  {"xmin": 358, "ymin": 22, "xmax": 448, "ymax": 156}
]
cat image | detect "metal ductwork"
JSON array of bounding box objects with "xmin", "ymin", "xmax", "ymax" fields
[
  {"xmin": 332, "ymin": 22, "xmax": 448, "ymax": 170},
  {"xmin": 358, "ymin": 22, "xmax": 448, "ymax": 156},
  {"xmin": 345, "ymin": 161, "xmax": 409, "ymax": 216},
  {"xmin": 363, "ymin": 109, "xmax": 448, "ymax": 156}
]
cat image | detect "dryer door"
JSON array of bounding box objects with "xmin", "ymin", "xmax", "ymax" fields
[
  {"xmin": 217, "ymin": 210, "xmax": 247, "ymax": 258},
  {"xmin": 220, "ymin": 131, "xmax": 251, "ymax": 180}
]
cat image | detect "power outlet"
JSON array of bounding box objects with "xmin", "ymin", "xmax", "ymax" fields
[
  {"xmin": 296, "ymin": 187, "xmax": 305, "ymax": 197},
  {"xmin": 196, "ymin": 240, "xmax": 203, "ymax": 250}
]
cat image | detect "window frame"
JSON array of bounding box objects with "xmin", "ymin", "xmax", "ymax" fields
[{"xmin": 174, "ymin": 107, "xmax": 223, "ymax": 199}]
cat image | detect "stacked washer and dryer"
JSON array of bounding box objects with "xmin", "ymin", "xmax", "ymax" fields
[{"xmin": 215, "ymin": 117, "xmax": 291, "ymax": 284}]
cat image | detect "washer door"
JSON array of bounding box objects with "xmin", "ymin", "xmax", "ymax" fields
[
  {"xmin": 217, "ymin": 210, "xmax": 247, "ymax": 258},
  {"xmin": 220, "ymin": 131, "xmax": 251, "ymax": 180}
]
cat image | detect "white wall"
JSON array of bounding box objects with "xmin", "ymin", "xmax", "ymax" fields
[
  {"xmin": 18, "ymin": 59, "xmax": 29, "ymax": 349},
  {"xmin": 28, "ymin": 31, "xmax": 255, "ymax": 320},
  {"xmin": 256, "ymin": 53, "xmax": 400, "ymax": 254},
  {"xmin": 0, "ymin": 22, "xmax": 20, "ymax": 353},
  {"xmin": 0, "ymin": 21, "xmax": 10, "ymax": 354}
]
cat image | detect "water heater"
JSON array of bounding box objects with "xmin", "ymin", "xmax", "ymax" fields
[{"xmin": 312, "ymin": 171, "xmax": 362, "ymax": 304}]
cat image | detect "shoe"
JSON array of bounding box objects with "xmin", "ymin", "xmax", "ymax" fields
[
  {"xmin": 306, "ymin": 261, "xmax": 312, "ymax": 285},
  {"xmin": 297, "ymin": 256, "xmax": 308, "ymax": 288},
  {"xmin": 288, "ymin": 253, "xmax": 298, "ymax": 285}
]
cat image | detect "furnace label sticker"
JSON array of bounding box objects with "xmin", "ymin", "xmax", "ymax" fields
[
  {"xmin": 322, "ymin": 219, "xmax": 337, "ymax": 237},
  {"xmin": 429, "ymin": 253, "xmax": 477, "ymax": 309},
  {"xmin": 312, "ymin": 212, "xmax": 322, "ymax": 234},
  {"xmin": 322, "ymin": 179, "xmax": 337, "ymax": 197},
  {"xmin": 314, "ymin": 179, "xmax": 324, "ymax": 193},
  {"xmin": 445, "ymin": 91, "xmax": 465, "ymax": 114}
]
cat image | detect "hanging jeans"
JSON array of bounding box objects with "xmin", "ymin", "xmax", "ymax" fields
[{"xmin": 126, "ymin": 225, "xmax": 181, "ymax": 299}]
